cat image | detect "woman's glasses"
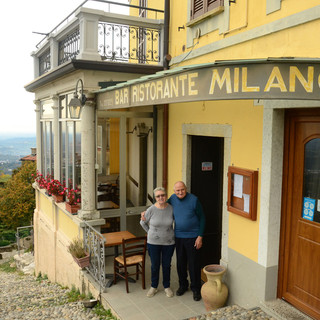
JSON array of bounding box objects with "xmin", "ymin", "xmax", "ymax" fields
[{"xmin": 155, "ymin": 194, "xmax": 166, "ymax": 198}]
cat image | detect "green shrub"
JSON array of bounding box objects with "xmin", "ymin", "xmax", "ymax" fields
[{"xmin": 0, "ymin": 239, "xmax": 11, "ymax": 247}]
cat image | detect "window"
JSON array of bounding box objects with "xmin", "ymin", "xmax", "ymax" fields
[
  {"xmin": 40, "ymin": 99, "xmax": 54, "ymax": 178},
  {"xmin": 302, "ymin": 138, "xmax": 320, "ymax": 224},
  {"xmin": 190, "ymin": 0, "xmax": 224, "ymax": 20},
  {"xmin": 59, "ymin": 93, "xmax": 81, "ymax": 190}
]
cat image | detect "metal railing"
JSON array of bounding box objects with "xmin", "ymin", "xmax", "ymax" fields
[
  {"xmin": 98, "ymin": 22, "xmax": 160, "ymax": 63},
  {"xmin": 36, "ymin": 0, "xmax": 164, "ymax": 49},
  {"xmin": 58, "ymin": 28, "xmax": 80, "ymax": 65},
  {"xmin": 39, "ymin": 49, "xmax": 51, "ymax": 75},
  {"xmin": 35, "ymin": 0, "xmax": 164, "ymax": 76},
  {"xmin": 83, "ymin": 221, "xmax": 107, "ymax": 292},
  {"xmin": 16, "ymin": 225, "xmax": 34, "ymax": 255}
]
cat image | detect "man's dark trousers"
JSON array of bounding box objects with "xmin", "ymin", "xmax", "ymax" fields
[{"xmin": 175, "ymin": 237, "xmax": 202, "ymax": 293}]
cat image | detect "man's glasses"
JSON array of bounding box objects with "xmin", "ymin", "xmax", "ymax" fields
[{"xmin": 155, "ymin": 194, "xmax": 166, "ymax": 198}]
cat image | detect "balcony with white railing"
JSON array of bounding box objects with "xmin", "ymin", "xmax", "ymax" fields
[{"xmin": 32, "ymin": 0, "xmax": 165, "ymax": 79}]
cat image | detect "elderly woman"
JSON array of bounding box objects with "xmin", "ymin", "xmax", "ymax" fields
[{"xmin": 140, "ymin": 187, "xmax": 175, "ymax": 298}]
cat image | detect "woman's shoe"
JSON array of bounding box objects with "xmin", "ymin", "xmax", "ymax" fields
[
  {"xmin": 164, "ymin": 287, "xmax": 174, "ymax": 298},
  {"xmin": 147, "ymin": 287, "xmax": 158, "ymax": 297}
]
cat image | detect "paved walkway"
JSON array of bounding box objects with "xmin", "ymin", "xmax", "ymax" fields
[
  {"xmin": 0, "ymin": 251, "xmax": 276, "ymax": 320},
  {"xmin": 0, "ymin": 270, "xmax": 102, "ymax": 320},
  {"xmin": 0, "ymin": 270, "xmax": 275, "ymax": 320}
]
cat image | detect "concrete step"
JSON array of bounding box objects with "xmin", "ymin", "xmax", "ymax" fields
[
  {"xmin": 14, "ymin": 252, "xmax": 35, "ymax": 275},
  {"xmin": 261, "ymin": 299, "xmax": 313, "ymax": 320}
]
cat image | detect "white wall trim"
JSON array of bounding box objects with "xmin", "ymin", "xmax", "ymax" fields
[{"xmin": 266, "ymin": 0, "xmax": 282, "ymax": 15}]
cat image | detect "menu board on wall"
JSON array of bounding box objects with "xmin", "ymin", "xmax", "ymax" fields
[{"xmin": 227, "ymin": 166, "xmax": 258, "ymax": 221}]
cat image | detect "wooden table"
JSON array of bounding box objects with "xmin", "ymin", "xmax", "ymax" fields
[
  {"xmin": 103, "ymin": 230, "xmax": 135, "ymax": 250},
  {"xmin": 103, "ymin": 231, "xmax": 136, "ymax": 287}
]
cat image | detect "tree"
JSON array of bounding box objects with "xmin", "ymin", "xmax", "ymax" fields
[{"xmin": 0, "ymin": 161, "xmax": 36, "ymax": 229}]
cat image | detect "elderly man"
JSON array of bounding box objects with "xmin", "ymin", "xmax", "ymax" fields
[{"xmin": 167, "ymin": 181, "xmax": 205, "ymax": 301}]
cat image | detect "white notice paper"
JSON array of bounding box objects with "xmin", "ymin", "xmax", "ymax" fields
[
  {"xmin": 233, "ymin": 174, "xmax": 243, "ymax": 198},
  {"xmin": 243, "ymin": 194, "xmax": 250, "ymax": 213}
]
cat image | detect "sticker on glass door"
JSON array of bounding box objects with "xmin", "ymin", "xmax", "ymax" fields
[{"xmin": 302, "ymin": 197, "xmax": 315, "ymax": 221}]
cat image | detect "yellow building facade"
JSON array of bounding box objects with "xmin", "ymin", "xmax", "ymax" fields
[
  {"xmin": 165, "ymin": 0, "xmax": 320, "ymax": 317},
  {"xmin": 27, "ymin": 1, "xmax": 320, "ymax": 318},
  {"xmin": 102, "ymin": 0, "xmax": 320, "ymax": 317}
]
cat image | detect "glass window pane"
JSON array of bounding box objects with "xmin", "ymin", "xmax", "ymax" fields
[
  {"xmin": 302, "ymin": 138, "xmax": 320, "ymax": 223},
  {"xmin": 67, "ymin": 122, "xmax": 74, "ymax": 188},
  {"xmin": 41, "ymin": 99, "xmax": 54, "ymax": 119},
  {"xmin": 60, "ymin": 121, "xmax": 66, "ymax": 185},
  {"xmin": 75, "ymin": 121, "xmax": 81, "ymax": 188},
  {"xmin": 59, "ymin": 96, "xmax": 67, "ymax": 119}
]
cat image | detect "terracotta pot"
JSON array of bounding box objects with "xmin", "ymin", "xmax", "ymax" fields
[
  {"xmin": 73, "ymin": 253, "xmax": 90, "ymax": 268},
  {"xmin": 65, "ymin": 202, "xmax": 80, "ymax": 214},
  {"xmin": 53, "ymin": 194, "xmax": 64, "ymax": 203},
  {"xmin": 201, "ymin": 264, "xmax": 228, "ymax": 311}
]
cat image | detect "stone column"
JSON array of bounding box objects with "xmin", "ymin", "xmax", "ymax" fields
[
  {"xmin": 76, "ymin": 10, "xmax": 101, "ymax": 61},
  {"xmin": 34, "ymin": 100, "xmax": 41, "ymax": 173},
  {"xmin": 52, "ymin": 95, "xmax": 60, "ymax": 179},
  {"xmin": 49, "ymin": 35, "xmax": 59, "ymax": 69},
  {"xmin": 32, "ymin": 53, "xmax": 40, "ymax": 79},
  {"xmin": 79, "ymin": 94, "xmax": 99, "ymax": 220}
]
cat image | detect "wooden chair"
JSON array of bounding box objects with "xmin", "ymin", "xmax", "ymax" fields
[{"xmin": 113, "ymin": 236, "xmax": 147, "ymax": 293}]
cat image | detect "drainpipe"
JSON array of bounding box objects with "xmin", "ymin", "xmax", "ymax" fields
[
  {"xmin": 162, "ymin": 0, "xmax": 170, "ymax": 191},
  {"xmin": 153, "ymin": 106, "xmax": 158, "ymax": 192}
]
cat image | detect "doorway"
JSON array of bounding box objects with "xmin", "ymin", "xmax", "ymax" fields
[
  {"xmin": 190, "ymin": 135, "xmax": 224, "ymax": 268},
  {"xmin": 279, "ymin": 109, "xmax": 320, "ymax": 319}
]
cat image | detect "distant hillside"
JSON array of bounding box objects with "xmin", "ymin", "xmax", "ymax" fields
[{"xmin": 0, "ymin": 136, "xmax": 36, "ymax": 158}]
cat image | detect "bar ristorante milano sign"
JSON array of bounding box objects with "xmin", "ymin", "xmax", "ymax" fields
[{"xmin": 97, "ymin": 61, "xmax": 320, "ymax": 109}]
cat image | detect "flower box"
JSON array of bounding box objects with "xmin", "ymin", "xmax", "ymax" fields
[
  {"xmin": 53, "ymin": 194, "xmax": 64, "ymax": 203},
  {"xmin": 65, "ymin": 202, "xmax": 80, "ymax": 214},
  {"xmin": 73, "ymin": 253, "xmax": 90, "ymax": 268}
]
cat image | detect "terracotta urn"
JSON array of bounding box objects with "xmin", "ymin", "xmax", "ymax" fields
[{"xmin": 201, "ymin": 264, "xmax": 228, "ymax": 311}]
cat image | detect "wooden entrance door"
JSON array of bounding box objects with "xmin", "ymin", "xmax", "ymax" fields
[{"xmin": 279, "ymin": 109, "xmax": 320, "ymax": 319}]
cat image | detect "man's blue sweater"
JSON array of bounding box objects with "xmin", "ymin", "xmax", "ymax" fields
[{"xmin": 168, "ymin": 193, "xmax": 205, "ymax": 238}]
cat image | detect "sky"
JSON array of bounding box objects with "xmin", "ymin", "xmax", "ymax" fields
[{"xmin": 0, "ymin": 0, "xmax": 128, "ymax": 137}]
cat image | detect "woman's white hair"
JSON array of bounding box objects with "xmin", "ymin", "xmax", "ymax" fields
[{"xmin": 153, "ymin": 187, "xmax": 166, "ymax": 196}]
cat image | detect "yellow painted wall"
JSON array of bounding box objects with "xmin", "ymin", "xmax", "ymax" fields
[
  {"xmin": 167, "ymin": 0, "xmax": 320, "ymax": 263},
  {"xmin": 130, "ymin": 0, "xmax": 164, "ymax": 19},
  {"xmin": 57, "ymin": 207, "xmax": 80, "ymax": 240},
  {"xmin": 167, "ymin": 99, "xmax": 263, "ymax": 262},
  {"xmin": 39, "ymin": 192, "xmax": 54, "ymax": 223},
  {"xmin": 170, "ymin": 1, "xmax": 320, "ymax": 64}
]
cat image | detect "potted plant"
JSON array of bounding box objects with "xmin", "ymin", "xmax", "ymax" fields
[
  {"xmin": 65, "ymin": 187, "xmax": 81, "ymax": 214},
  {"xmin": 67, "ymin": 238, "xmax": 90, "ymax": 268},
  {"xmin": 47, "ymin": 179, "xmax": 65, "ymax": 203}
]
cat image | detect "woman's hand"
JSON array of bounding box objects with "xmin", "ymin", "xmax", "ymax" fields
[{"xmin": 141, "ymin": 211, "xmax": 146, "ymax": 221}]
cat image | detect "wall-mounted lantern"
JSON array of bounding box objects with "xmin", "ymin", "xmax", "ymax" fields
[{"xmin": 68, "ymin": 79, "xmax": 87, "ymax": 119}]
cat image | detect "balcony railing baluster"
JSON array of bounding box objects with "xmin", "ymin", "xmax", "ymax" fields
[
  {"xmin": 83, "ymin": 221, "xmax": 107, "ymax": 292},
  {"xmin": 58, "ymin": 28, "xmax": 80, "ymax": 65},
  {"xmin": 39, "ymin": 49, "xmax": 51, "ymax": 76},
  {"xmin": 98, "ymin": 22, "xmax": 160, "ymax": 63}
]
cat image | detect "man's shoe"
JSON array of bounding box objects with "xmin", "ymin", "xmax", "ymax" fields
[
  {"xmin": 176, "ymin": 287, "xmax": 188, "ymax": 296},
  {"xmin": 193, "ymin": 291, "xmax": 201, "ymax": 301}
]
